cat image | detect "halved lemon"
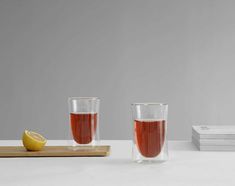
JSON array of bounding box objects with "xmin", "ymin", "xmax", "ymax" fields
[{"xmin": 22, "ymin": 130, "xmax": 47, "ymax": 151}]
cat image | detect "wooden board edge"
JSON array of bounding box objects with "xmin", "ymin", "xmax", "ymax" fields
[{"xmin": 0, "ymin": 145, "xmax": 111, "ymax": 158}]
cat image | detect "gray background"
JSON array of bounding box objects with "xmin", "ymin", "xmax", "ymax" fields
[{"xmin": 0, "ymin": 0, "xmax": 235, "ymax": 140}]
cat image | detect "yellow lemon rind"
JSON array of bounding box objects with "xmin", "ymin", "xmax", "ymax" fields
[{"xmin": 22, "ymin": 130, "xmax": 47, "ymax": 151}]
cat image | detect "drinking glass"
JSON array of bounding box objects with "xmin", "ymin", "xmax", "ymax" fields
[
  {"xmin": 68, "ymin": 97, "xmax": 100, "ymax": 147},
  {"xmin": 132, "ymin": 103, "xmax": 168, "ymax": 163}
]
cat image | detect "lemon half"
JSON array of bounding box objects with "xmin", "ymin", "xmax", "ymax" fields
[{"xmin": 22, "ymin": 130, "xmax": 47, "ymax": 151}]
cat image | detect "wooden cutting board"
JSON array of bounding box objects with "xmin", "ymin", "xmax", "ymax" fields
[{"xmin": 0, "ymin": 146, "xmax": 110, "ymax": 157}]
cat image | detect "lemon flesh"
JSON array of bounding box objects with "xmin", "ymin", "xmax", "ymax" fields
[{"xmin": 22, "ymin": 130, "xmax": 47, "ymax": 151}]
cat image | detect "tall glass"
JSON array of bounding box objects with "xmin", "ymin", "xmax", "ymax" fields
[
  {"xmin": 132, "ymin": 103, "xmax": 168, "ymax": 163},
  {"xmin": 68, "ymin": 97, "xmax": 100, "ymax": 147}
]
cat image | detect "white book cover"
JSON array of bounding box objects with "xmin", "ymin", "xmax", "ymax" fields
[
  {"xmin": 192, "ymin": 125, "xmax": 235, "ymax": 139},
  {"xmin": 192, "ymin": 138, "xmax": 235, "ymax": 151}
]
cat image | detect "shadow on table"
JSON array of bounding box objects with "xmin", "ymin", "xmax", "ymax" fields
[
  {"xmin": 102, "ymin": 158, "xmax": 132, "ymax": 165},
  {"xmin": 101, "ymin": 158, "xmax": 170, "ymax": 166}
]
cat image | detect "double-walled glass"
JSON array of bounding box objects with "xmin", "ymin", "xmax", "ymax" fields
[
  {"xmin": 132, "ymin": 103, "xmax": 168, "ymax": 163},
  {"xmin": 68, "ymin": 97, "xmax": 100, "ymax": 147}
]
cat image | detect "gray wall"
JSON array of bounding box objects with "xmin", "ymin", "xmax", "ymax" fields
[{"xmin": 1, "ymin": 0, "xmax": 235, "ymax": 140}]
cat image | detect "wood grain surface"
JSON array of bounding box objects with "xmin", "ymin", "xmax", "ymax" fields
[{"xmin": 0, "ymin": 146, "xmax": 110, "ymax": 157}]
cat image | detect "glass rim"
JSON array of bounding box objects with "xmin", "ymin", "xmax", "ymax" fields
[
  {"xmin": 131, "ymin": 102, "xmax": 167, "ymax": 106},
  {"xmin": 68, "ymin": 97, "xmax": 100, "ymax": 101}
]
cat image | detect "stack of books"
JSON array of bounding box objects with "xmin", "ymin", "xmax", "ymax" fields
[{"xmin": 192, "ymin": 125, "xmax": 235, "ymax": 151}]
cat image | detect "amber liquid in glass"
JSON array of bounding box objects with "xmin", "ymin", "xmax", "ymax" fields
[
  {"xmin": 134, "ymin": 119, "xmax": 165, "ymax": 157},
  {"xmin": 70, "ymin": 113, "xmax": 97, "ymax": 144}
]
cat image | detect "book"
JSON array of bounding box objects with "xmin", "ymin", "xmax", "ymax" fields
[
  {"xmin": 192, "ymin": 125, "xmax": 235, "ymax": 139},
  {"xmin": 192, "ymin": 125, "xmax": 235, "ymax": 151},
  {"xmin": 192, "ymin": 138, "xmax": 235, "ymax": 151},
  {"xmin": 192, "ymin": 135, "xmax": 235, "ymax": 146}
]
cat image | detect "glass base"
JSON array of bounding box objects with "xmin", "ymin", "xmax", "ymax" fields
[
  {"xmin": 67, "ymin": 139, "xmax": 99, "ymax": 150},
  {"xmin": 134, "ymin": 158, "xmax": 168, "ymax": 164},
  {"xmin": 132, "ymin": 143, "xmax": 168, "ymax": 163}
]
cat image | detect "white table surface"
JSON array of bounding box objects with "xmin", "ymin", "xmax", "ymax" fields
[{"xmin": 0, "ymin": 140, "xmax": 235, "ymax": 186}]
